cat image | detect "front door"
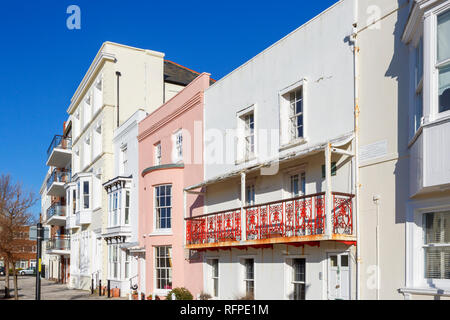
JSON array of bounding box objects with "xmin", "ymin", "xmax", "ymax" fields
[{"xmin": 327, "ymin": 252, "xmax": 350, "ymax": 300}]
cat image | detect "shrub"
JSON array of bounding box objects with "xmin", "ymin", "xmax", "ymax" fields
[
  {"xmin": 166, "ymin": 287, "xmax": 193, "ymax": 300},
  {"xmin": 199, "ymin": 292, "xmax": 212, "ymax": 300},
  {"xmin": 237, "ymin": 293, "xmax": 254, "ymax": 300}
]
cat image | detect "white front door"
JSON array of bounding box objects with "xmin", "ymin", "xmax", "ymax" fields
[{"xmin": 327, "ymin": 253, "xmax": 350, "ymax": 300}]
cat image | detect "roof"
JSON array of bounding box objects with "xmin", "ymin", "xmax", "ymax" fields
[{"xmin": 164, "ymin": 60, "xmax": 215, "ymax": 86}]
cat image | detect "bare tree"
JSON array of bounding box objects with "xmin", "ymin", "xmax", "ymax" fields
[{"xmin": 0, "ymin": 174, "xmax": 37, "ymax": 300}]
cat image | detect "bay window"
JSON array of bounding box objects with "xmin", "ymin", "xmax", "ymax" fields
[
  {"xmin": 414, "ymin": 38, "xmax": 424, "ymax": 134},
  {"xmin": 83, "ymin": 181, "xmax": 90, "ymax": 209},
  {"xmin": 438, "ymin": 10, "xmax": 450, "ymax": 113}
]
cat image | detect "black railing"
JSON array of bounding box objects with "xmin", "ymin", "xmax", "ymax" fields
[
  {"xmin": 46, "ymin": 169, "xmax": 71, "ymax": 190},
  {"xmin": 46, "ymin": 203, "xmax": 66, "ymax": 220},
  {"xmin": 46, "ymin": 235, "xmax": 70, "ymax": 251},
  {"xmin": 47, "ymin": 135, "xmax": 72, "ymax": 157}
]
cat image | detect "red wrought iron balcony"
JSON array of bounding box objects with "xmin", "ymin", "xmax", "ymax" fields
[{"xmin": 185, "ymin": 192, "xmax": 355, "ymax": 249}]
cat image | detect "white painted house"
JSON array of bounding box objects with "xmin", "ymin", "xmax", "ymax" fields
[
  {"xmin": 103, "ymin": 109, "xmax": 147, "ymax": 297},
  {"xmin": 185, "ymin": 0, "xmax": 358, "ymax": 300}
]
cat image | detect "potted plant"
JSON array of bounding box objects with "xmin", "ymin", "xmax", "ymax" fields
[{"xmin": 131, "ymin": 290, "xmax": 138, "ymax": 300}]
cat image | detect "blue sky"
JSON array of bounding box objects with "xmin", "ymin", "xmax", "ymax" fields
[{"xmin": 0, "ymin": 0, "xmax": 338, "ymax": 218}]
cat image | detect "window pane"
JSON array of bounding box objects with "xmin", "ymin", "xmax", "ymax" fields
[
  {"xmin": 424, "ymin": 211, "xmax": 450, "ymax": 244},
  {"xmin": 296, "ymin": 99, "xmax": 302, "ymax": 114},
  {"xmin": 437, "ymin": 10, "xmax": 450, "ymax": 63},
  {"xmin": 341, "ymin": 255, "xmax": 349, "ymax": 267},
  {"xmin": 439, "ymin": 64, "xmax": 450, "ymax": 113},
  {"xmin": 415, "ymin": 91, "xmax": 423, "ymax": 132},
  {"xmin": 293, "ymin": 283, "xmax": 305, "ymax": 300},
  {"xmin": 330, "ymin": 255, "xmax": 338, "ymax": 267},
  {"xmin": 293, "ymin": 259, "xmax": 305, "ymax": 282},
  {"xmin": 425, "ymin": 247, "xmax": 450, "ymax": 279}
]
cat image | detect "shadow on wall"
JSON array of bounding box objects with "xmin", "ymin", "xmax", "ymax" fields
[{"xmin": 385, "ymin": 0, "xmax": 411, "ymax": 225}]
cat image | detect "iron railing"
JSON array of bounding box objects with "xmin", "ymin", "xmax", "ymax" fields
[
  {"xmin": 46, "ymin": 169, "xmax": 71, "ymax": 190},
  {"xmin": 185, "ymin": 192, "xmax": 354, "ymax": 246},
  {"xmin": 47, "ymin": 135, "xmax": 72, "ymax": 157},
  {"xmin": 46, "ymin": 235, "xmax": 70, "ymax": 251},
  {"xmin": 46, "ymin": 202, "xmax": 66, "ymax": 220}
]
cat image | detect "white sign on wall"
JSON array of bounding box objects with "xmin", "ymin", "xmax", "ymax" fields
[{"xmin": 359, "ymin": 140, "xmax": 388, "ymax": 163}]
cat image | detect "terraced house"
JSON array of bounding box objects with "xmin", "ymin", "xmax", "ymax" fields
[
  {"xmin": 184, "ymin": 0, "xmax": 450, "ymax": 300},
  {"xmin": 41, "ymin": 41, "xmax": 206, "ymax": 291},
  {"xmin": 38, "ymin": 0, "xmax": 450, "ymax": 300}
]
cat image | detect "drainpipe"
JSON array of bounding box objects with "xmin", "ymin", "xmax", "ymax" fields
[
  {"xmin": 325, "ymin": 142, "xmax": 333, "ymax": 238},
  {"xmin": 115, "ymin": 71, "xmax": 121, "ymax": 128},
  {"xmin": 374, "ymin": 195, "xmax": 380, "ymax": 300},
  {"xmin": 183, "ymin": 190, "xmax": 187, "ymax": 247},
  {"xmin": 240, "ymin": 172, "xmax": 246, "ymax": 241},
  {"xmin": 351, "ymin": 0, "xmax": 361, "ymax": 301}
]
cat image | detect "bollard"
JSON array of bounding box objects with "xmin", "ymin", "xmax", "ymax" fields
[
  {"xmin": 91, "ymin": 278, "xmax": 94, "ymax": 294},
  {"xmin": 99, "ymin": 280, "xmax": 102, "ymax": 296},
  {"xmin": 107, "ymin": 280, "xmax": 111, "ymax": 298}
]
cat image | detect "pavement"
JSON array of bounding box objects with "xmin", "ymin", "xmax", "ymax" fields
[{"xmin": 0, "ymin": 275, "xmax": 128, "ymax": 300}]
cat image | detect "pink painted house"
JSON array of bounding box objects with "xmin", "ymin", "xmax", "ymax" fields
[{"xmin": 137, "ymin": 73, "xmax": 211, "ymax": 299}]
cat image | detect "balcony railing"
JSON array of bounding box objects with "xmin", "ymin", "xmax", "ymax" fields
[
  {"xmin": 186, "ymin": 192, "xmax": 354, "ymax": 246},
  {"xmin": 46, "ymin": 203, "xmax": 66, "ymax": 220},
  {"xmin": 46, "ymin": 169, "xmax": 71, "ymax": 190},
  {"xmin": 47, "ymin": 135, "xmax": 72, "ymax": 157},
  {"xmin": 46, "ymin": 235, "xmax": 70, "ymax": 251}
]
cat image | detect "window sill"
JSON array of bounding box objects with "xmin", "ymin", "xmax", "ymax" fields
[
  {"xmin": 399, "ymin": 287, "xmax": 450, "ymax": 297},
  {"xmin": 235, "ymin": 156, "xmax": 257, "ymax": 166},
  {"xmin": 154, "ymin": 289, "xmax": 171, "ymax": 297},
  {"xmin": 149, "ymin": 230, "xmax": 173, "ymax": 237},
  {"xmin": 279, "ymin": 138, "xmax": 307, "ymax": 152}
]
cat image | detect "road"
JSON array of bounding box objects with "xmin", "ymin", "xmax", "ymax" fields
[{"xmin": 0, "ymin": 275, "xmax": 127, "ymax": 300}]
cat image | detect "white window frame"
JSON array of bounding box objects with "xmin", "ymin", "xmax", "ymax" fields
[
  {"xmin": 173, "ymin": 129, "xmax": 183, "ymax": 163},
  {"xmin": 207, "ymin": 258, "xmax": 220, "ymax": 298},
  {"xmin": 406, "ymin": 199, "xmax": 450, "ymax": 292},
  {"xmin": 124, "ymin": 190, "xmax": 130, "ymax": 225},
  {"xmin": 242, "ymin": 258, "xmax": 255, "ymax": 297},
  {"xmin": 154, "ymin": 184, "xmax": 172, "ymax": 232},
  {"xmin": 82, "ymin": 180, "xmax": 90, "ymax": 210},
  {"xmin": 154, "ymin": 246, "xmax": 172, "ymax": 294},
  {"xmin": 154, "ymin": 142, "xmax": 162, "ymax": 166},
  {"xmin": 279, "ymin": 79, "xmax": 307, "ymax": 149},
  {"xmin": 423, "ymin": 3, "xmax": 450, "ymax": 122},
  {"xmin": 236, "ymin": 105, "xmax": 257, "ymax": 163},
  {"xmin": 120, "ymin": 145, "xmax": 128, "ymax": 176},
  {"xmin": 245, "ymin": 184, "xmax": 255, "ymax": 206},
  {"xmin": 290, "ymin": 172, "xmax": 306, "ymax": 198},
  {"xmin": 423, "ymin": 210, "xmax": 450, "ymax": 280}
]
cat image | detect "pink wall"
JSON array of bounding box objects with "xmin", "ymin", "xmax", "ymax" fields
[{"xmin": 137, "ymin": 73, "xmax": 210, "ymax": 298}]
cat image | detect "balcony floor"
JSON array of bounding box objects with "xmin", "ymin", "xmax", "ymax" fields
[
  {"xmin": 186, "ymin": 233, "xmax": 356, "ymax": 250},
  {"xmin": 46, "ymin": 215, "xmax": 66, "ymax": 227},
  {"xmin": 46, "ymin": 148, "xmax": 72, "ymax": 168}
]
